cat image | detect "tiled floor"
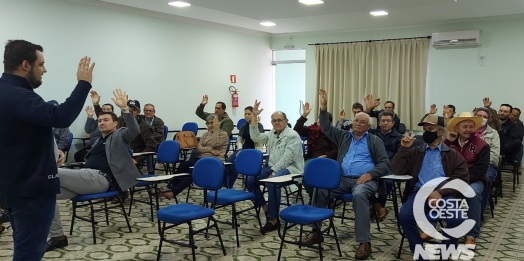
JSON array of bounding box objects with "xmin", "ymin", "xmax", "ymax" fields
[{"xmin": 0, "ymin": 170, "xmax": 523, "ymax": 261}]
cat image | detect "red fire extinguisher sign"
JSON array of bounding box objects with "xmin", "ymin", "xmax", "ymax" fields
[{"xmin": 230, "ymin": 75, "xmax": 236, "ymax": 83}]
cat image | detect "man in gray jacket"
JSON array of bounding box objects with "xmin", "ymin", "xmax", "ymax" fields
[
  {"xmin": 302, "ymin": 89, "xmax": 390, "ymax": 260},
  {"xmin": 46, "ymin": 89, "xmax": 141, "ymax": 251}
]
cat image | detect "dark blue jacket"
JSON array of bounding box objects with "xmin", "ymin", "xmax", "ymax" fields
[
  {"xmin": 369, "ymin": 128, "xmax": 403, "ymax": 161},
  {"xmin": 0, "ymin": 73, "xmax": 91, "ymax": 198}
]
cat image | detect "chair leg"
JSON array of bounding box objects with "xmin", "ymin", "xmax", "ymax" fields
[
  {"xmin": 232, "ymin": 205, "xmax": 240, "ymax": 247},
  {"xmin": 103, "ymin": 199, "xmax": 110, "ymax": 225},
  {"xmin": 186, "ymin": 185, "xmax": 192, "ymax": 203},
  {"xmin": 69, "ymin": 202, "xmax": 77, "ymax": 236},
  {"xmin": 89, "ymin": 201, "xmax": 97, "ymax": 244},
  {"xmin": 128, "ymin": 187, "xmax": 135, "ymax": 216},
  {"xmin": 341, "ymin": 201, "xmax": 347, "ymax": 224},
  {"xmin": 373, "ymin": 204, "xmax": 381, "ymax": 231},
  {"xmin": 156, "ymin": 222, "xmax": 166, "ymax": 261},
  {"xmin": 397, "ymin": 235, "xmax": 405, "ymax": 258},
  {"xmin": 330, "ymin": 218, "xmax": 342, "ymax": 257},
  {"xmin": 188, "ymin": 222, "xmax": 197, "ymax": 261},
  {"xmin": 213, "ymin": 217, "xmax": 227, "ymax": 256},
  {"xmin": 299, "ymin": 224, "xmax": 303, "ymax": 249},
  {"xmin": 119, "ymin": 199, "xmax": 133, "ymax": 233},
  {"xmin": 489, "ymin": 192, "xmax": 495, "ymax": 218},
  {"xmin": 148, "ymin": 186, "xmax": 155, "ymax": 222},
  {"xmin": 277, "ymin": 222, "xmax": 288, "ymax": 261}
]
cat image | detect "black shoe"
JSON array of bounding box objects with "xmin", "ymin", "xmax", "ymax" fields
[
  {"xmin": 260, "ymin": 221, "xmax": 279, "ymax": 234},
  {"xmin": 46, "ymin": 237, "xmax": 68, "ymax": 252}
]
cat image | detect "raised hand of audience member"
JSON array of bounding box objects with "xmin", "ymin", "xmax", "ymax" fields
[
  {"xmin": 85, "ymin": 106, "xmax": 94, "ymax": 118},
  {"xmin": 252, "ymin": 100, "xmax": 264, "ymax": 117},
  {"xmin": 201, "ymin": 95, "xmax": 209, "ymax": 106},
  {"xmin": 442, "ymin": 106, "xmax": 452, "ymax": 120},
  {"xmin": 472, "ymin": 107, "xmax": 478, "ymax": 115},
  {"xmin": 339, "ymin": 109, "xmax": 346, "ymax": 123},
  {"xmin": 319, "ymin": 89, "xmax": 327, "ymax": 110},
  {"xmin": 90, "ymin": 90, "xmax": 100, "ymax": 106},
  {"xmin": 364, "ymin": 94, "xmax": 373, "ymax": 112},
  {"xmin": 212, "ymin": 115, "xmax": 220, "ymax": 131},
  {"xmin": 373, "ymin": 98, "xmax": 381, "ymax": 108},
  {"xmin": 56, "ymin": 150, "xmax": 65, "ymax": 168},
  {"xmin": 111, "ymin": 89, "xmax": 128, "ymax": 109},
  {"xmin": 483, "ymin": 97, "xmax": 492, "ymax": 108},
  {"xmin": 257, "ymin": 116, "xmax": 261, "ymax": 123},
  {"xmin": 447, "ymin": 131, "xmax": 458, "ymax": 142},
  {"xmin": 429, "ymin": 104, "xmax": 437, "ymax": 114},
  {"xmin": 401, "ymin": 131, "xmax": 416, "ymax": 147},
  {"xmin": 302, "ymin": 102, "xmax": 311, "ymax": 118},
  {"xmin": 77, "ymin": 56, "xmax": 96, "ymax": 84}
]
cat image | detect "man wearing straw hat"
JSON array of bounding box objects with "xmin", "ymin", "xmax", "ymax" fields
[{"xmin": 444, "ymin": 112, "xmax": 490, "ymax": 246}]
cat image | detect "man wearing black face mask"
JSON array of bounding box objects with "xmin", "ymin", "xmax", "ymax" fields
[{"xmin": 391, "ymin": 114, "xmax": 469, "ymax": 260}]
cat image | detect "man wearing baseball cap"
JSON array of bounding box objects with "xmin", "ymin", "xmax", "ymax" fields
[
  {"xmin": 444, "ymin": 112, "xmax": 490, "ymax": 246},
  {"xmin": 391, "ymin": 113, "xmax": 469, "ymax": 260}
]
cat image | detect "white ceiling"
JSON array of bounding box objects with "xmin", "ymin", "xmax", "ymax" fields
[{"xmin": 97, "ymin": 0, "xmax": 524, "ymax": 34}]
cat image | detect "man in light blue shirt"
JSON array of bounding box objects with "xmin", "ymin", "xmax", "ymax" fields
[{"xmin": 303, "ymin": 90, "xmax": 390, "ymax": 260}]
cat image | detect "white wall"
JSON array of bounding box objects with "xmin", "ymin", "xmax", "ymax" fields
[
  {"xmin": 271, "ymin": 15, "xmax": 524, "ymax": 126},
  {"xmin": 0, "ymin": 0, "xmax": 273, "ymax": 155}
]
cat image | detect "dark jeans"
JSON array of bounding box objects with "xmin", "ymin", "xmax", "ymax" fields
[
  {"xmin": 168, "ymin": 157, "xmax": 200, "ymax": 197},
  {"xmin": 0, "ymin": 194, "xmax": 55, "ymax": 261}
]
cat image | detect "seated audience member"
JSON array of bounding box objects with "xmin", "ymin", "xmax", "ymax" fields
[
  {"xmin": 391, "ymin": 113, "xmax": 469, "ymax": 260},
  {"xmin": 120, "ymin": 100, "xmax": 157, "ymax": 171},
  {"xmin": 143, "ymin": 103, "xmax": 165, "ymax": 144},
  {"xmin": 302, "ymin": 90, "xmax": 389, "ymax": 260},
  {"xmin": 338, "ymin": 102, "xmax": 364, "ymax": 130},
  {"xmin": 74, "ymin": 91, "xmax": 114, "ymax": 162},
  {"xmin": 161, "ymin": 115, "xmax": 228, "ymax": 199},
  {"xmin": 473, "ymin": 107, "xmax": 500, "ymax": 215},
  {"xmin": 509, "ymin": 107, "xmax": 524, "ymax": 166},
  {"xmin": 246, "ymin": 101, "xmax": 304, "ymax": 233},
  {"xmin": 293, "ymin": 101, "xmax": 338, "ymax": 198},
  {"xmin": 364, "ymin": 94, "xmax": 401, "ymax": 132},
  {"xmin": 224, "ymin": 106, "xmax": 264, "ymax": 188},
  {"xmin": 49, "ymin": 100, "xmax": 71, "ymax": 152},
  {"xmin": 46, "ymin": 90, "xmax": 141, "ymax": 251},
  {"xmin": 196, "ymin": 95, "xmax": 234, "ymax": 137},
  {"xmin": 444, "ymin": 112, "xmax": 489, "ymax": 246},
  {"xmin": 367, "ymin": 111, "xmax": 403, "ymax": 221},
  {"xmin": 498, "ymin": 103, "xmax": 523, "ymax": 161}
]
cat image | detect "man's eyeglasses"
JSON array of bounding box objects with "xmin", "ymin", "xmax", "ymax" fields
[
  {"xmin": 380, "ymin": 119, "xmax": 392, "ymax": 123},
  {"xmin": 206, "ymin": 122, "xmax": 214, "ymax": 125},
  {"xmin": 271, "ymin": 118, "xmax": 285, "ymax": 123}
]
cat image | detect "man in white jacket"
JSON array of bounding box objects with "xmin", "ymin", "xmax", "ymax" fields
[{"xmin": 247, "ymin": 100, "xmax": 304, "ymax": 234}]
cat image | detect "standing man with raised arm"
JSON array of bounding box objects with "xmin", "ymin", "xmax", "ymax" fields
[
  {"xmin": 0, "ymin": 39, "xmax": 95, "ymax": 261},
  {"xmin": 196, "ymin": 95, "xmax": 234, "ymax": 137}
]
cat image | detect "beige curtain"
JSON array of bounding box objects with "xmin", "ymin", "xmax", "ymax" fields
[{"xmin": 315, "ymin": 38, "xmax": 429, "ymax": 130}]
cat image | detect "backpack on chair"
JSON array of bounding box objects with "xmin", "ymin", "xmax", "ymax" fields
[{"xmin": 174, "ymin": 131, "xmax": 198, "ymax": 149}]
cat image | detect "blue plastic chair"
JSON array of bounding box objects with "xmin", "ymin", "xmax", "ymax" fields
[
  {"xmin": 156, "ymin": 158, "xmax": 226, "ymax": 261},
  {"xmin": 128, "ymin": 140, "xmax": 181, "ymax": 221},
  {"xmin": 182, "ymin": 122, "xmax": 199, "ymax": 136},
  {"xmin": 236, "ymin": 118, "xmax": 247, "ymax": 131},
  {"xmin": 65, "ymin": 132, "xmax": 73, "ymax": 161},
  {"xmin": 205, "ymin": 149, "xmax": 263, "ymax": 247},
  {"xmin": 277, "ymin": 158, "xmax": 342, "ymax": 261},
  {"xmin": 69, "ymin": 190, "xmax": 132, "ymax": 244}
]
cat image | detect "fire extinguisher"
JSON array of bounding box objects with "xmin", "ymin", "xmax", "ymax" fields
[{"xmin": 229, "ymin": 86, "xmax": 239, "ymax": 108}]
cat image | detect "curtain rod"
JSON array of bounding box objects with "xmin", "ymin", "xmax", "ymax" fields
[{"xmin": 308, "ymin": 36, "xmax": 431, "ymax": 46}]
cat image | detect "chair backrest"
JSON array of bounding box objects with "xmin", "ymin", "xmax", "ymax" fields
[
  {"xmin": 398, "ymin": 123, "xmax": 406, "ymax": 134},
  {"xmin": 65, "ymin": 133, "xmax": 73, "ymax": 152},
  {"xmin": 182, "ymin": 122, "xmax": 199, "ymax": 135},
  {"xmin": 157, "ymin": 140, "xmax": 180, "ymax": 164},
  {"xmin": 192, "ymin": 158, "xmax": 224, "ymax": 190},
  {"xmin": 234, "ymin": 149, "xmax": 263, "ymax": 176},
  {"xmin": 303, "ymin": 158, "xmax": 341, "ymax": 190},
  {"xmin": 163, "ymin": 125, "xmax": 168, "ymax": 140},
  {"xmin": 237, "ymin": 118, "xmax": 247, "ymax": 131}
]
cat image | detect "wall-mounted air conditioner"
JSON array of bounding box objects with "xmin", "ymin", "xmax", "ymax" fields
[{"xmin": 432, "ymin": 30, "xmax": 480, "ymax": 48}]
